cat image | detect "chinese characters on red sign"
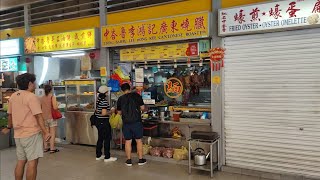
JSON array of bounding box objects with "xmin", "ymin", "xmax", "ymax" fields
[
  {"xmin": 165, "ymin": 78, "xmax": 184, "ymax": 99},
  {"xmin": 166, "ymin": 81, "xmax": 182, "ymax": 94}
]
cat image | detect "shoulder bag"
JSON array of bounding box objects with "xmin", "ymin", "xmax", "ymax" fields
[{"xmin": 51, "ymin": 96, "xmax": 62, "ymax": 120}]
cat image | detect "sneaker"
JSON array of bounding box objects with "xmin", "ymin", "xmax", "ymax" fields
[
  {"xmin": 104, "ymin": 157, "xmax": 117, "ymax": 163},
  {"xmin": 96, "ymin": 155, "xmax": 105, "ymax": 161},
  {"xmin": 125, "ymin": 159, "xmax": 133, "ymax": 167},
  {"xmin": 138, "ymin": 159, "xmax": 147, "ymax": 166}
]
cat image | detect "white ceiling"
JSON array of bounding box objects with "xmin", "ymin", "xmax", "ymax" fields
[{"xmin": 0, "ymin": 0, "xmax": 44, "ymax": 10}]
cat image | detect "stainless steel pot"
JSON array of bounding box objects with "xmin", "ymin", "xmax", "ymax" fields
[{"xmin": 194, "ymin": 148, "xmax": 210, "ymax": 166}]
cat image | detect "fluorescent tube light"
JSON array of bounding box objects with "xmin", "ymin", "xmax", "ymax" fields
[{"xmin": 52, "ymin": 53, "xmax": 85, "ymax": 58}]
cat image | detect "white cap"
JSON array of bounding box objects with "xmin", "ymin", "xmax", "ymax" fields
[{"xmin": 98, "ymin": 85, "xmax": 109, "ymax": 94}]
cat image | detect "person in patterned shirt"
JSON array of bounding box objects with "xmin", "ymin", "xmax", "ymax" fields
[{"xmin": 94, "ymin": 85, "xmax": 117, "ymax": 162}]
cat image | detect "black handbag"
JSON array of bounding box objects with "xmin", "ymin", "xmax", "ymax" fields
[
  {"xmin": 90, "ymin": 99, "xmax": 99, "ymax": 127},
  {"xmin": 90, "ymin": 114, "xmax": 97, "ymax": 127}
]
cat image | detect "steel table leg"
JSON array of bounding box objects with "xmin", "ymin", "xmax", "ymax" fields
[
  {"xmin": 218, "ymin": 139, "xmax": 221, "ymax": 171},
  {"xmin": 188, "ymin": 140, "xmax": 192, "ymax": 174},
  {"xmin": 210, "ymin": 142, "xmax": 213, "ymax": 178}
]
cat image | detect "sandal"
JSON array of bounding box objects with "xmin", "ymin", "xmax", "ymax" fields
[
  {"xmin": 50, "ymin": 149, "xmax": 60, "ymax": 154},
  {"xmin": 44, "ymin": 148, "xmax": 50, "ymax": 153}
]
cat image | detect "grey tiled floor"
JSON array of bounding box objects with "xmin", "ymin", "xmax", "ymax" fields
[{"xmin": 1, "ymin": 146, "xmax": 268, "ymax": 180}]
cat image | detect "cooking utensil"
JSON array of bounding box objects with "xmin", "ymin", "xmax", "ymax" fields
[{"xmin": 194, "ymin": 148, "xmax": 210, "ymax": 166}]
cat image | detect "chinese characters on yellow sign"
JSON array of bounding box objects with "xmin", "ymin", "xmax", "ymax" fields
[
  {"xmin": 164, "ymin": 78, "xmax": 184, "ymax": 99},
  {"xmin": 102, "ymin": 12, "xmax": 209, "ymax": 47},
  {"xmin": 120, "ymin": 42, "xmax": 198, "ymax": 61},
  {"xmin": 24, "ymin": 29, "xmax": 97, "ymax": 54}
]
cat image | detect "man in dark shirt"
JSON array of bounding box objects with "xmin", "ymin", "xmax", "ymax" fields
[{"xmin": 117, "ymin": 83, "xmax": 146, "ymax": 166}]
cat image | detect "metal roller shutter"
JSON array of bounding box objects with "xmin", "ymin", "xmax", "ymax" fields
[{"xmin": 224, "ymin": 28, "xmax": 320, "ymax": 179}]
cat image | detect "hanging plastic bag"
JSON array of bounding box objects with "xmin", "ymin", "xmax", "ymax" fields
[
  {"xmin": 107, "ymin": 79, "xmax": 120, "ymax": 92},
  {"xmin": 109, "ymin": 113, "xmax": 122, "ymax": 129}
]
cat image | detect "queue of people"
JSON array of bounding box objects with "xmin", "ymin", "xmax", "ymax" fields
[
  {"xmin": 1, "ymin": 73, "xmax": 147, "ymax": 180},
  {"xmin": 93, "ymin": 83, "xmax": 147, "ymax": 166}
]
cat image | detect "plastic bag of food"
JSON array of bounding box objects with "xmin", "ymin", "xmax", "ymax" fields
[
  {"xmin": 150, "ymin": 147, "xmax": 165, "ymax": 157},
  {"xmin": 143, "ymin": 144, "xmax": 152, "ymax": 155},
  {"xmin": 173, "ymin": 146, "xmax": 188, "ymax": 160},
  {"xmin": 109, "ymin": 113, "xmax": 122, "ymax": 129},
  {"xmin": 162, "ymin": 148, "xmax": 174, "ymax": 158}
]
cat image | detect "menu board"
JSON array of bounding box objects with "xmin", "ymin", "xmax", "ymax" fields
[
  {"xmin": 120, "ymin": 43, "xmax": 198, "ymax": 62},
  {"xmin": 0, "ymin": 57, "xmax": 18, "ymax": 72}
]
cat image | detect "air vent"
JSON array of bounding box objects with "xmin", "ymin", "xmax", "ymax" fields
[
  {"xmin": 0, "ymin": 6, "xmax": 24, "ymax": 30},
  {"xmin": 0, "ymin": 0, "xmax": 185, "ymax": 30}
]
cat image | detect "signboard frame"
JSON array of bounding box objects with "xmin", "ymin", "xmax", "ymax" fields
[
  {"xmin": 218, "ymin": 0, "xmax": 320, "ymax": 36},
  {"xmin": 101, "ymin": 11, "xmax": 211, "ymax": 47},
  {"xmin": 24, "ymin": 28, "xmax": 99, "ymax": 54}
]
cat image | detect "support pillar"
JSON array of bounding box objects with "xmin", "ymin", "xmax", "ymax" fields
[{"xmin": 211, "ymin": 0, "xmax": 224, "ymax": 167}]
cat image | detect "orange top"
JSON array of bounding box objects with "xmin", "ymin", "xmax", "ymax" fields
[
  {"xmin": 40, "ymin": 95, "xmax": 53, "ymax": 121},
  {"xmin": 8, "ymin": 90, "xmax": 42, "ymax": 138}
]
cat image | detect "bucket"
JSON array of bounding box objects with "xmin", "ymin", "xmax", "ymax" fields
[{"xmin": 173, "ymin": 112, "xmax": 181, "ymax": 122}]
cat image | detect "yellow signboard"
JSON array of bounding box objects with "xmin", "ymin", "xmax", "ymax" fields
[
  {"xmin": 100, "ymin": 67, "xmax": 107, "ymax": 77},
  {"xmin": 120, "ymin": 42, "xmax": 199, "ymax": 61},
  {"xmin": 102, "ymin": 12, "xmax": 209, "ymax": 47},
  {"xmin": 24, "ymin": 29, "xmax": 96, "ymax": 54}
]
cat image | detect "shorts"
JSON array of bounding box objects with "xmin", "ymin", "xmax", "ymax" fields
[
  {"xmin": 15, "ymin": 133, "xmax": 44, "ymax": 161},
  {"xmin": 45, "ymin": 119, "xmax": 58, "ymax": 128},
  {"xmin": 122, "ymin": 122, "xmax": 143, "ymax": 140}
]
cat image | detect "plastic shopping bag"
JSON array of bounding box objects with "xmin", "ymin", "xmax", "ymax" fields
[
  {"xmin": 173, "ymin": 146, "xmax": 188, "ymax": 160},
  {"xmin": 109, "ymin": 113, "xmax": 122, "ymax": 129}
]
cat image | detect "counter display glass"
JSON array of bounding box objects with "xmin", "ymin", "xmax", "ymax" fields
[
  {"xmin": 135, "ymin": 64, "xmax": 211, "ymax": 107},
  {"xmin": 65, "ymin": 80, "xmax": 97, "ymax": 112},
  {"xmin": 53, "ymin": 86, "xmax": 66, "ymax": 111}
]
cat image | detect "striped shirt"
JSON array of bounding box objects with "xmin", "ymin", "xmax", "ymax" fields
[{"xmin": 95, "ymin": 97, "xmax": 110, "ymax": 119}]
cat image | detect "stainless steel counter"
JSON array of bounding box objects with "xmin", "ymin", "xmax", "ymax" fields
[{"xmin": 65, "ymin": 111, "xmax": 98, "ymax": 145}]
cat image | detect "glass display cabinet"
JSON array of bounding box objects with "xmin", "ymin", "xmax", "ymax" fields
[
  {"xmin": 65, "ymin": 80, "xmax": 97, "ymax": 112},
  {"xmin": 64, "ymin": 79, "xmax": 100, "ymax": 145},
  {"xmin": 53, "ymin": 86, "xmax": 67, "ymax": 111}
]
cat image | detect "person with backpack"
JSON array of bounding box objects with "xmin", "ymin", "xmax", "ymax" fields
[
  {"xmin": 117, "ymin": 83, "xmax": 147, "ymax": 166},
  {"xmin": 94, "ymin": 85, "xmax": 117, "ymax": 163}
]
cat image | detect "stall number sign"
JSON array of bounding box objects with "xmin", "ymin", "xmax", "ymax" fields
[
  {"xmin": 102, "ymin": 12, "xmax": 209, "ymax": 47},
  {"xmin": 24, "ymin": 29, "xmax": 96, "ymax": 54},
  {"xmin": 164, "ymin": 78, "xmax": 183, "ymax": 99},
  {"xmin": 219, "ymin": 0, "xmax": 320, "ymax": 36}
]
